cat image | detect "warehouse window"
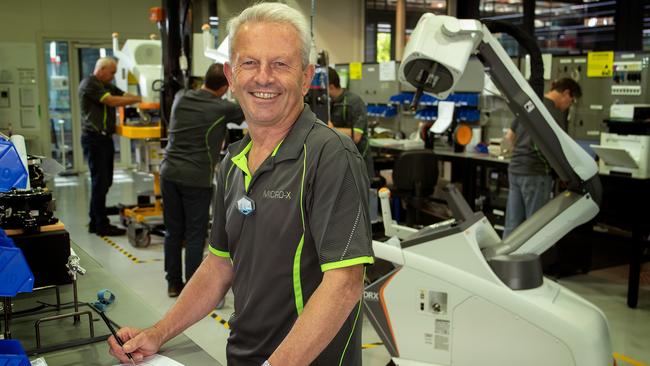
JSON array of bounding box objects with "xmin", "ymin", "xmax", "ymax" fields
[
  {"xmin": 377, "ymin": 23, "xmax": 392, "ymax": 62},
  {"xmin": 480, "ymin": 0, "xmax": 617, "ymax": 55},
  {"xmin": 365, "ymin": 0, "xmax": 448, "ymax": 62}
]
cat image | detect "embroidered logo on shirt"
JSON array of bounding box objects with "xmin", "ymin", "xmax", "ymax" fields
[{"xmin": 263, "ymin": 190, "xmax": 292, "ymax": 200}]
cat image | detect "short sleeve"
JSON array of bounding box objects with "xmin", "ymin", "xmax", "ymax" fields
[
  {"xmin": 208, "ymin": 162, "xmax": 231, "ymax": 258},
  {"xmin": 81, "ymin": 79, "xmax": 110, "ymax": 103},
  {"xmin": 109, "ymin": 83, "xmax": 125, "ymax": 97},
  {"xmin": 307, "ymin": 145, "xmax": 374, "ymax": 272}
]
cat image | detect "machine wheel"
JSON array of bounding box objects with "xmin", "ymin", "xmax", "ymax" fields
[
  {"xmin": 127, "ymin": 223, "xmax": 151, "ymax": 248},
  {"xmin": 133, "ymin": 229, "xmax": 151, "ymax": 248}
]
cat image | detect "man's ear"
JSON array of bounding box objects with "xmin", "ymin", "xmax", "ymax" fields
[
  {"xmin": 302, "ymin": 64, "xmax": 315, "ymax": 96},
  {"xmin": 224, "ymin": 62, "xmax": 235, "ymax": 92}
]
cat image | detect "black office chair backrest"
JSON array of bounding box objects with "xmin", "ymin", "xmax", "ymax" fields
[{"xmin": 393, "ymin": 150, "xmax": 438, "ymax": 197}]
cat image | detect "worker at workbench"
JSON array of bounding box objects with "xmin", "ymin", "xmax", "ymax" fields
[
  {"xmin": 327, "ymin": 67, "xmax": 374, "ymax": 178},
  {"xmin": 503, "ymin": 77, "xmax": 582, "ymax": 238}
]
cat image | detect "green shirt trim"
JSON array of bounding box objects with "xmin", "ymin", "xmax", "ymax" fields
[
  {"xmin": 231, "ymin": 140, "xmax": 254, "ymax": 191},
  {"xmin": 99, "ymin": 92, "xmax": 111, "ymax": 102},
  {"xmin": 353, "ymin": 128, "xmax": 365, "ymax": 135},
  {"xmin": 321, "ymin": 256, "xmax": 374, "ymax": 272},
  {"xmin": 338, "ymin": 267, "xmax": 366, "ymax": 365},
  {"xmin": 272, "ymin": 140, "xmax": 284, "ymax": 157},
  {"xmin": 205, "ymin": 116, "xmax": 225, "ymax": 172},
  {"xmin": 209, "ymin": 245, "xmax": 230, "ymax": 258},
  {"xmin": 293, "ymin": 143, "xmax": 308, "ymax": 315},
  {"xmin": 293, "ymin": 234, "xmax": 305, "ymax": 315},
  {"xmin": 103, "ymin": 104, "xmax": 107, "ymax": 130},
  {"xmin": 230, "ymin": 139, "xmax": 284, "ymax": 191}
]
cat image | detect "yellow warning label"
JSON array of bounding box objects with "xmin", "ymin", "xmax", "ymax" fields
[
  {"xmin": 349, "ymin": 62, "xmax": 363, "ymax": 80},
  {"xmin": 587, "ymin": 51, "xmax": 614, "ymax": 77}
]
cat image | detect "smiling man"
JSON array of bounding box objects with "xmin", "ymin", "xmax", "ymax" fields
[{"xmin": 108, "ymin": 3, "xmax": 373, "ymax": 366}]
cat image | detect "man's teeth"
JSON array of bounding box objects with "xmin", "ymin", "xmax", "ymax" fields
[{"xmin": 253, "ymin": 92, "xmax": 278, "ymax": 99}]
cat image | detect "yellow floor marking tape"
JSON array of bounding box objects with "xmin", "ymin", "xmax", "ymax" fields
[
  {"xmin": 362, "ymin": 342, "xmax": 383, "ymax": 350},
  {"xmin": 101, "ymin": 237, "xmax": 162, "ymax": 264},
  {"xmin": 614, "ymin": 352, "xmax": 648, "ymax": 366},
  {"xmin": 210, "ymin": 312, "xmax": 230, "ymax": 330}
]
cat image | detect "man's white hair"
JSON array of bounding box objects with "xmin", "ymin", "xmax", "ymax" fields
[
  {"xmin": 227, "ymin": 2, "xmax": 311, "ymax": 67},
  {"xmin": 94, "ymin": 57, "xmax": 117, "ymax": 72}
]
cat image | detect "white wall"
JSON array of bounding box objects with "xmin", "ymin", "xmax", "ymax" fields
[
  {"xmin": 217, "ymin": 0, "xmax": 365, "ymax": 64},
  {"xmin": 0, "ymin": 0, "xmax": 160, "ymax": 42}
]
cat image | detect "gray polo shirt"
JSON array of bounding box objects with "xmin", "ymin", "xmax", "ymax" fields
[
  {"xmin": 209, "ymin": 105, "xmax": 374, "ymax": 365},
  {"xmin": 509, "ymin": 97, "xmax": 566, "ymax": 176},
  {"xmin": 330, "ymin": 90, "xmax": 369, "ymax": 157},
  {"xmin": 160, "ymin": 89, "xmax": 244, "ymax": 188},
  {"xmin": 78, "ymin": 75, "xmax": 124, "ymax": 135}
]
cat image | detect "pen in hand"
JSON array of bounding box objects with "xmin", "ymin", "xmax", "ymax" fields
[{"xmin": 97, "ymin": 309, "xmax": 136, "ymax": 365}]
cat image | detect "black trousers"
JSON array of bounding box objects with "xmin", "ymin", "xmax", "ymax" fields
[
  {"xmin": 161, "ymin": 177, "xmax": 213, "ymax": 285},
  {"xmin": 81, "ymin": 132, "xmax": 114, "ymax": 230}
]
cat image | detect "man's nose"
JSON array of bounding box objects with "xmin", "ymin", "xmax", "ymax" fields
[{"xmin": 254, "ymin": 63, "xmax": 274, "ymax": 85}]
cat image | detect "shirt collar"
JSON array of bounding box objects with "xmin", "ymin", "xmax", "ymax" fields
[{"xmin": 227, "ymin": 104, "xmax": 318, "ymax": 163}]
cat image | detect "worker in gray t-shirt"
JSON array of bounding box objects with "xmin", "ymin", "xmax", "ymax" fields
[
  {"xmin": 502, "ymin": 78, "xmax": 581, "ymax": 238},
  {"xmin": 327, "ymin": 67, "xmax": 373, "ymax": 178},
  {"xmin": 160, "ymin": 63, "xmax": 244, "ymax": 298}
]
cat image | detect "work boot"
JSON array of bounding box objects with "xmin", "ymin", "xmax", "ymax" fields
[
  {"xmin": 168, "ymin": 282, "xmax": 185, "ymax": 298},
  {"xmin": 95, "ymin": 224, "xmax": 126, "ymax": 237}
]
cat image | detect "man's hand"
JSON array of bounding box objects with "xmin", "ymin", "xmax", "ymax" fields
[{"xmin": 108, "ymin": 326, "xmax": 164, "ymax": 363}]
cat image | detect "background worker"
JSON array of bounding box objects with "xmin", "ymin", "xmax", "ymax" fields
[
  {"xmin": 503, "ymin": 77, "xmax": 582, "ymax": 238},
  {"xmin": 160, "ymin": 63, "xmax": 244, "ymax": 299},
  {"xmin": 327, "ymin": 67, "xmax": 374, "ymax": 178},
  {"xmin": 79, "ymin": 57, "xmax": 141, "ymax": 237},
  {"xmin": 108, "ymin": 3, "xmax": 373, "ymax": 365}
]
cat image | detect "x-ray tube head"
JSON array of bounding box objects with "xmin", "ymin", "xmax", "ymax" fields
[{"xmin": 399, "ymin": 14, "xmax": 482, "ymax": 99}]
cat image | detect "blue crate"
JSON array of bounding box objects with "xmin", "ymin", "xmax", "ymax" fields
[
  {"xmin": 0, "ymin": 139, "xmax": 28, "ymax": 192},
  {"xmin": 0, "ymin": 229, "xmax": 34, "ymax": 297},
  {"xmin": 0, "ymin": 340, "xmax": 31, "ymax": 366}
]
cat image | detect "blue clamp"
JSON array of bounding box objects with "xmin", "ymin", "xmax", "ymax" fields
[{"xmin": 92, "ymin": 289, "xmax": 115, "ymax": 311}]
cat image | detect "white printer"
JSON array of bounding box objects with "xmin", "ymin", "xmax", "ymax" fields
[
  {"xmin": 591, "ymin": 132, "xmax": 650, "ymax": 178},
  {"xmin": 609, "ymin": 104, "xmax": 650, "ymax": 120}
]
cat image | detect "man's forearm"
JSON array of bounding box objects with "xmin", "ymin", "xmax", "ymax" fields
[
  {"xmin": 154, "ymin": 255, "xmax": 233, "ymax": 343},
  {"xmin": 268, "ymin": 265, "xmax": 364, "ymax": 366},
  {"xmin": 104, "ymin": 95, "xmax": 142, "ymax": 107}
]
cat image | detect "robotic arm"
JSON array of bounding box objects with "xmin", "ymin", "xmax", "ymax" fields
[{"xmin": 399, "ymin": 14, "xmax": 602, "ymax": 256}]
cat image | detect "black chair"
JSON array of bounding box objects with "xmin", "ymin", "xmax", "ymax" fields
[{"xmin": 392, "ymin": 150, "xmax": 438, "ymax": 226}]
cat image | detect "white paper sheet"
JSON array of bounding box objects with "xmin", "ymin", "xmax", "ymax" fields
[
  {"xmin": 115, "ymin": 354, "xmax": 184, "ymax": 366},
  {"xmin": 379, "ymin": 61, "xmax": 396, "ymax": 81},
  {"xmin": 430, "ymin": 101, "xmax": 455, "ymax": 134}
]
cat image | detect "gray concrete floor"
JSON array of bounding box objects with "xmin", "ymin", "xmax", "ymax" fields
[{"xmin": 47, "ymin": 169, "xmax": 649, "ymax": 366}]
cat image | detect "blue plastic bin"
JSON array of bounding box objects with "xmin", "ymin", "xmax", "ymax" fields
[
  {"xmin": 0, "ymin": 339, "xmax": 31, "ymax": 366},
  {"xmin": 0, "ymin": 139, "xmax": 28, "ymax": 192},
  {"xmin": 0, "ymin": 229, "xmax": 34, "ymax": 297}
]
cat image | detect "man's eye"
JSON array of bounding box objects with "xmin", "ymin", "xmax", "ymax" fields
[
  {"xmin": 240, "ymin": 61, "xmax": 257, "ymax": 69},
  {"xmin": 272, "ymin": 62, "xmax": 290, "ymax": 70}
]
